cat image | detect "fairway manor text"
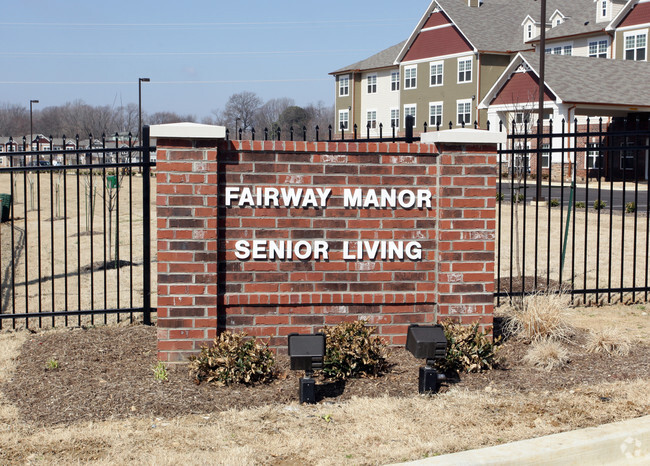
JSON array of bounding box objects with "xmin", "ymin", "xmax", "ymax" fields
[{"xmin": 155, "ymin": 135, "xmax": 497, "ymax": 362}]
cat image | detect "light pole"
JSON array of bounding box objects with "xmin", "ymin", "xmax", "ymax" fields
[
  {"xmin": 138, "ymin": 78, "xmax": 150, "ymax": 146},
  {"xmin": 29, "ymin": 99, "xmax": 39, "ymax": 151}
]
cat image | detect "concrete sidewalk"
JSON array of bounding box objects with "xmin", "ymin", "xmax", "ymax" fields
[{"xmin": 400, "ymin": 415, "xmax": 650, "ymax": 465}]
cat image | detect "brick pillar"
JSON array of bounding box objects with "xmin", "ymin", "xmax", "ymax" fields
[
  {"xmin": 152, "ymin": 124, "xmax": 225, "ymax": 362},
  {"xmin": 422, "ymin": 130, "xmax": 505, "ymax": 332}
]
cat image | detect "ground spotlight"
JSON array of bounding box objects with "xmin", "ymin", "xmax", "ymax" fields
[
  {"xmin": 288, "ymin": 333, "xmax": 326, "ymax": 404},
  {"xmin": 406, "ymin": 324, "xmax": 448, "ymax": 394}
]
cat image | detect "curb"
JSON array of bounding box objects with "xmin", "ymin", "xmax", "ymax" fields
[{"xmin": 400, "ymin": 415, "xmax": 650, "ymax": 465}]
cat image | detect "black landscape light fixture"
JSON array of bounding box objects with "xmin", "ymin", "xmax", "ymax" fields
[
  {"xmin": 406, "ymin": 324, "xmax": 448, "ymax": 394},
  {"xmin": 288, "ymin": 333, "xmax": 326, "ymax": 404}
]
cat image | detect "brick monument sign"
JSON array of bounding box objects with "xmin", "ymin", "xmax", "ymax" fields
[{"xmin": 152, "ymin": 123, "xmax": 502, "ymax": 362}]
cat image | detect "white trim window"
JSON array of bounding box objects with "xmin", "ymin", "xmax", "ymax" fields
[
  {"xmin": 527, "ymin": 24, "xmax": 533, "ymax": 40},
  {"xmin": 429, "ymin": 102, "xmax": 443, "ymax": 127},
  {"xmin": 366, "ymin": 110, "xmax": 377, "ymax": 129},
  {"xmin": 404, "ymin": 65, "xmax": 417, "ymax": 89},
  {"xmin": 620, "ymin": 141, "xmax": 635, "ymax": 170},
  {"xmin": 599, "ymin": 0, "xmax": 608, "ymax": 20},
  {"xmin": 391, "ymin": 71, "xmax": 400, "ymax": 91},
  {"xmin": 430, "ymin": 61, "xmax": 443, "ymax": 86},
  {"xmin": 456, "ymin": 99, "xmax": 472, "ymax": 126},
  {"xmin": 589, "ymin": 40, "xmax": 608, "ymax": 58},
  {"xmin": 338, "ymin": 109, "xmax": 349, "ymax": 130},
  {"xmin": 403, "ymin": 104, "xmax": 417, "ymax": 128},
  {"xmin": 586, "ymin": 143, "xmax": 603, "ymax": 169},
  {"xmin": 553, "ymin": 46, "xmax": 562, "ymax": 55},
  {"xmin": 625, "ymin": 32, "xmax": 647, "ymax": 61},
  {"xmin": 390, "ymin": 108, "xmax": 400, "ymax": 128},
  {"xmin": 457, "ymin": 57, "xmax": 472, "ymax": 83},
  {"xmin": 563, "ymin": 45, "xmax": 572, "ymax": 56},
  {"xmin": 541, "ymin": 143, "xmax": 550, "ymax": 169},
  {"xmin": 367, "ymin": 74, "xmax": 377, "ymax": 94},
  {"xmin": 339, "ymin": 75, "xmax": 350, "ymax": 97}
]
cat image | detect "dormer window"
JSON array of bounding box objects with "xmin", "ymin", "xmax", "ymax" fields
[
  {"xmin": 597, "ymin": 0, "xmax": 610, "ymax": 21},
  {"xmin": 527, "ymin": 24, "xmax": 533, "ymax": 39},
  {"xmin": 555, "ymin": 19, "xmax": 561, "ymax": 26}
]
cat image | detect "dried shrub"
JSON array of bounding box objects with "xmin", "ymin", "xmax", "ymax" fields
[
  {"xmin": 586, "ymin": 328, "xmax": 631, "ymax": 356},
  {"xmin": 188, "ymin": 331, "xmax": 276, "ymax": 386},
  {"xmin": 322, "ymin": 321, "xmax": 390, "ymax": 380},
  {"xmin": 436, "ymin": 321, "xmax": 499, "ymax": 374},
  {"xmin": 501, "ymin": 292, "xmax": 573, "ymax": 342},
  {"xmin": 523, "ymin": 338, "xmax": 570, "ymax": 371}
]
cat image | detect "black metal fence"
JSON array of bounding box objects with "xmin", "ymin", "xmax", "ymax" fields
[
  {"xmin": 0, "ymin": 126, "xmax": 154, "ymax": 329},
  {"xmin": 224, "ymin": 115, "xmax": 483, "ymax": 143},
  {"xmin": 496, "ymin": 116, "xmax": 650, "ymax": 305}
]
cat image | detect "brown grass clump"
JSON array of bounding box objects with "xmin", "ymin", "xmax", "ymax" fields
[
  {"xmin": 586, "ymin": 328, "xmax": 632, "ymax": 356},
  {"xmin": 522, "ymin": 338, "xmax": 570, "ymax": 371},
  {"xmin": 501, "ymin": 292, "xmax": 574, "ymax": 342}
]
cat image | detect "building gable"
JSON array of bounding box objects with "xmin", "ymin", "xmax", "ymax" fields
[
  {"xmin": 620, "ymin": 1, "xmax": 650, "ymax": 27},
  {"xmin": 403, "ymin": 24, "xmax": 473, "ymax": 62},
  {"xmin": 491, "ymin": 70, "xmax": 556, "ymax": 107},
  {"xmin": 423, "ymin": 10, "xmax": 452, "ymax": 28}
]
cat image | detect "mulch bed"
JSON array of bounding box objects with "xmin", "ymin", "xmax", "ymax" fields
[{"xmin": 2, "ymin": 325, "xmax": 649, "ymax": 427}]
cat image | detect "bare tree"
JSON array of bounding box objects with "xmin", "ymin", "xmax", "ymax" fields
[
  {"xmin": 148, "ymin": 111, "xmax": 197, "ymax": 125},
  {"xmin": 0, "ymin": 103, "xmax": 29, "ymax": 136},
  {"xmin": 254, "ymin": 97, "xmax": 295, "ymax": 132},
  {"xmin": 221, "ymin": 91, "xmax": 262, "ymax": 134}
]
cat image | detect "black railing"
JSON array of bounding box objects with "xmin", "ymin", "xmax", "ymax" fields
[
  {"xmin": 0, "ymin": 127, "xmax": 155, "ymax": 329},
  {"xmin": 224, "ymin": 117, "xmax": 483, "ymax": 143},
  {"xmin": 496, "ymin": 116, "xmax": 650, "ymax": 305}
]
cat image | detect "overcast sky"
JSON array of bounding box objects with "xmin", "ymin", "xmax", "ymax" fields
[{"xmin": 1, "ymin": 0, "xmax": 426, "ymax": 120}]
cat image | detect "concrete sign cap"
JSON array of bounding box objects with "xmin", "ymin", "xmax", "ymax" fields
[{"xmin": 149, "ymin": 122, "xmax": 227, "ymax": 140}]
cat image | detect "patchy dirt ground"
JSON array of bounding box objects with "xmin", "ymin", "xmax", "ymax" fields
[{"xmin": 2, "ymin": 307, "xmax": 649, "ymax": 427}]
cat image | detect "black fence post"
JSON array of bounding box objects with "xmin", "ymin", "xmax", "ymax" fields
[
  {"xmin": 142, "ymin": 125, "xmax": 152, "ymax": 326},
  {"xmin": 405, "ymin": 115, "xmax": 414, "ymax": 143}
]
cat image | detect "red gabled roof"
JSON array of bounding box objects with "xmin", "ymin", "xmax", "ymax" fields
[
  {"xmin": 403, "ymin": 25, "xmax": 473, "ymax": 62},
  {"xmin": 620, "ymin": 2, "xmax": 650, "ymax": 28},
  {"xmin": 491, "ymin": 71, "xmax": 555, "ymax": 106},
  {"xmin": 423, "ymin": 11, "xmax": 452, "ymax": 29}
]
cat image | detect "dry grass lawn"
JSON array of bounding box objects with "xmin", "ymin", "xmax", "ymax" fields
[{"xmin": 0, "ymin": 304, "xmax": 648, "ymax": 465}]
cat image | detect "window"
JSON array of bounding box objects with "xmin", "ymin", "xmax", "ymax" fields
[
  {"xmin": 515, "ymin": 112, "xmax": 525, "ymax": 124},
  {"xmin": 625, "ymin": 32, "xmax": 646, "ymax": 61},
  {"xmin": 367, "ymin": 75, "xmax": 377, "ymax": 94},
  {"xmin": 541, "ymin": 144, "xmax": 550, "ymax": 168},
  {"xmin": 404, "ymin": 66, "xmax": 417, "ymax": 89},
  {"xmin": 338, "ymin": 110, "xmax": 349, "ymax": 130},
  {"xmin": 527, "ymin": 24, "xmax": 532, "ymax": 40},
  {"xmin": 366, "ymin": 110, "xmax": 377, "ymax": 129},
  {"xmin": 601, "ymin": 0, "xmax": 608, "ymax": 18},
  {"xmin": 553, "ymin": 46, "xmax": 562, "ymax": 55},
  {"xmin": 555, "ymin": 18, "xmax": 561, "ymax": 26},
  {"xmin": 403, "ymin": 104, "xmax": 416, "ymax": 128},
  {"xmin": 429, "ymin": 102, "xmax": 443, "ymax": 127},
  {"xmin": 620, "ymin": 141, "xmax": 635, "ymax": 170},
  {"xmin": 589, "ymin": 40, "xmax": 608, "ymax": 58},
  {"xmin": 545, "ymin": 48, "xmax": 552, "ymax": 54},
  {"xmin": 587, "ymin": 143, "xmax": 603, "ymax": 169},
  {"xmin": 456, "ymin": 99, "xmax": 471, "ymax": 126},
  {"xmin": 563, "ymin": 45, "xmax": 572, "ymax": 56},
  {"xmin": 390, "ymin": 108, "xmax": 400, "ymax": 128},
  {"xmin": 430, "ymin": 61, "xmax": 443, "ymax": 86},
  {"xmin": 339, "ymin": 75, "xmax": 349, "ymax": 97},
  {"xmin": 458, "ymin": 57, "xmax": 472, "ymax": 83},
  {"xmin": 391, "ymin": 71, "xmax": 400, "ymax": 91}
]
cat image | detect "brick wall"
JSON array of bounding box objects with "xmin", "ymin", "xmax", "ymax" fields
[{"xmin": 156, "ymin": 137, "xmax": 496, "ymax": 362}]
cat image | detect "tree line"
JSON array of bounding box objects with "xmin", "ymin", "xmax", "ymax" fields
[{"xmin": 0, "ymin": 92, "xmax": 333, "ymax": 139}]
